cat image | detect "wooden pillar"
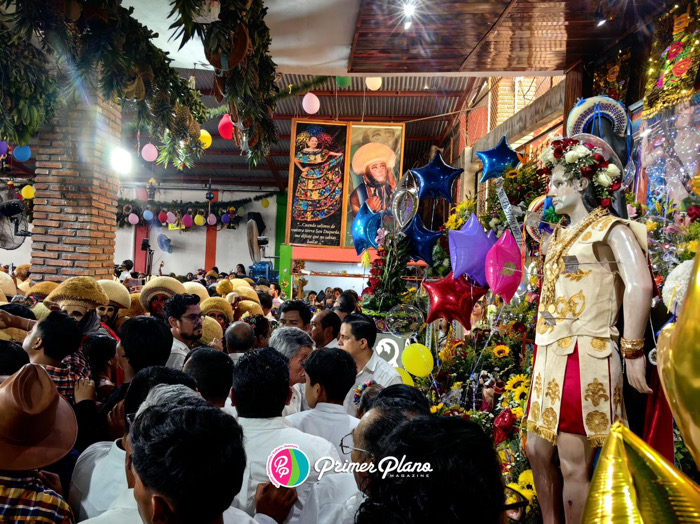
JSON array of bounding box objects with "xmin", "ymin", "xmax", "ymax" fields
[{"xmin": 564, "ymin": 63, "xmax": 584, "ymax": 122}]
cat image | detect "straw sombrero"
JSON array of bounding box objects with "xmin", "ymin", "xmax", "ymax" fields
[
  {"xmin": 352, "ymin": 143, "xmax": 397, "ymax": 176},
  {"xmin": 97, "ymin": 280, "xmax": 131, "ymax": 309},
  {"xmin": 201, "ymin": 297, "xmax": 234, "ymax": 324},
  {"xmin": 183, "ymin": 282, "xmax": 210, "ymax": 304},
  {"xmin": 46, "ymin": 277, "xmax": 109, "ymax": 310},
  {"xmin": 139, "ymin": 277, "xmax": 186, "ymax": 312}
]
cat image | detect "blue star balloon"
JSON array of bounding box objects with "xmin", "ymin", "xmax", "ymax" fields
[
  {"xmin": 476, "ymin": 136, "xmax": 520, "ymax": 183},
  {"xmin": 405, "ymin": 214, "xmax": 442, "ymax": 266},
  {"xmin": 410, "ymin": 151, "xmax": 463, "ymax": 203},
  {"xmin": 351, "ymin": 202, "xmax": 382, "ymax": 255}
]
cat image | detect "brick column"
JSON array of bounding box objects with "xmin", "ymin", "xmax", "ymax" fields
[{"xmin": 31, "ymin": 97, "xmax": 121, "ymax": 282}]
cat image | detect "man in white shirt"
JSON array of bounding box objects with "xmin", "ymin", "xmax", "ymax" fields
[
  {"xmin": 278, "ymin": 300, "xmax": 311, "ymax": 334},
  {"xmin": 225, "ymin": 321, "xmax": 255, "ymax": 364},
  {"xmin": 183, "ymin": 347, "xmax": 234, "ymax": 410},
  {"xmin": 309, "ymin": 310, "xmax": 341, "ymax": 350},
  {"xmin": 269, "ymin": 327, "xmax": 313, "ymax": 417},
  {"xmin": 338, "ymin": 313, "xmax": 402, "ymax": 415},
  {"xmin": 164, "ymin": 293, "xmax": 203, "ymax": 370},
  {"xmin": 69, "ymin": 366, "xmax": 197, "ymax": 521},
  {"xmin": 286, "ymin": 348, "xmax": 359, "ymax": 458},
  {"xmin": 231, "ymin": 348, "xmax": 340, "ymax": 522}
]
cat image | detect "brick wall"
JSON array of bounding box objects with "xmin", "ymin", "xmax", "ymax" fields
[{"xmin": 30, "ymin": 97, "xmax": 121, "ymax": 282}]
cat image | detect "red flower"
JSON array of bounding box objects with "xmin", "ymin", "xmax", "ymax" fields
[
  {"xmin": 370, "ymin": 267, "xmax": 383, "ymax": 276},
  {"xmin": 687, "ymin": 205, "xmax": 700, "ymax": 222},
  {"xmin": 596, "ymin": 160, "xmax": 609, "ymax": 170},
  {"xmin": 593, "ymin": 153, "xmax": 605, "ymax": 163},
  {"xmin": 673, "ymin": 58, "xmax": 692, "ymax": 77},
  {"xmin": 580, "ymin": 165, "xmax": 595, "ymax": 178},
  {"xmin": 607, "ymin": 88, "xmax": 619, "ymax": 100},
  {"xmin": 377, "ymin": 249, "xmax": 388, "ymax": 257},
  {"xmin": 536, "ymin": 167, "xmax": 551, "ymax": 176},
  {"xmin": 601, "ymin": 198, "xmax": 612, "ymax": 208},
  {"xmin": 374, "ymin": 259, "xmax": 386, "ymax": 267},
  {"xmin": 610, "ymin": 181, "xmax": 622, "ymax": 192},
  {"xmin": 668, "ymin": 41, "xmax": 685, "ymax": 60},
  {"xmin": 551, "ymin": 140, "xmax": 562, "ymax": 148},
  {"xmin": 362, "ymin": 287, "xmax": 375, "ymax": 296},
  {"xmin": 655, "ymin": 275, "xmax": 664, "ymax": 287},
  {"xmin": 553, "ymin": 147, "xmax": 564, "ymax": 159},
  {"xmin": 439, "ymin": 235, "xmax": 449, "ymax": 249},
  {"xmin": 368, "ymin": 277, "xmax": 380, "ymax": 287}
]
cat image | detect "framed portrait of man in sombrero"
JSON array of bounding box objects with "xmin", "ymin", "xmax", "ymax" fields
[{"xmin": 342, "ymin": 123, "xmax": 405, "ymax": 248}]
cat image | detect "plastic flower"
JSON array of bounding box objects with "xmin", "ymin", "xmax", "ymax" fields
[
  {"xmin": 646, "ymin": 220, "xmax": 659, "ymax": 232},
  {"xmin": 518, "ymin": 470, "xmax": 536, "ymax": 491},
  {"xmin": 689, "ymin": 240, "xmax": 698, "ymax": 253},
  {"xmin": 512, "ymin": 406, "xmax": 524, "ymax": 420},
  {"xmin": 505, "ymin": 374, "xmax": 529, "ymax": 391},
  {"xmin": 493, "ymin": 345, "xmax": 510, "ymax": 358},
  {"xmin": 594, "ymin": 171, "xmax": 613, "ymax": 187},
  {"xmin": 513, "ymin": 386, "xmax": 529, "ymax": 403},
  {"xmin": 505, "ymin": 168, "xmax": 519, "ymax": 179}
]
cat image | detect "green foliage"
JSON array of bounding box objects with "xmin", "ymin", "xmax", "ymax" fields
[{"xmin": 362, "ymin": 233, "xmax": 410, "ymax": 312}]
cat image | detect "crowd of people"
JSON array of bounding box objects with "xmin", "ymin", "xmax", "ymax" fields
[{"xmin": 0, "ymin": 262, "xmax": 506, "ymax": 523}]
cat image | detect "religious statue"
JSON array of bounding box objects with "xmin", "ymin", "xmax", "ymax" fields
[{"xmin": 524, "ymin": 133, "xmax": 653, "ymax": 523}]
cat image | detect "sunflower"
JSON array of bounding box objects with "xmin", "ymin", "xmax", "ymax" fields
[
  {"xmin": 505, "ymin": 167, "xmax": 520, "ymax": 179},
  {"xmin": 512, "ymin": 406, "xmax": 524, "ymax": 420},
  {"xmin": 518, "ymin": 470, "xmax": 535, "ymax": 492},
  {"xmin": 493, "ymin": 344, "xmax": 510, "ymax": 358},
  {"xmin": 513, "ymin": 386, "xmax": 529, "ymax": 402},
  {"xmin": 505, "ymin": 374, "xmax": 529, "ymax": 391}
]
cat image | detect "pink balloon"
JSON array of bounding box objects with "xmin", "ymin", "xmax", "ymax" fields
[
  {"xmin": 218, "ymin": 114, "xmax": 233, "ymax": 140},
  {"xmin": 128, "ymin": 213, "xmax": 140, "ymax": 225},
  {"xmin": 484, "ymin": 230, "xmax": 522, "ymax": 304},
  {"xmin": 302, "ymin": 93, "xmax": 320, "ymax": 114},
  {"xmin": 182, "ymin": 214, "xmax": 193, "ymax": 228},
  {"xmin": 141, "ymin": 143, "xmax": 158, "ymax": 162},
  {"xmin": 207, "ymin": 213, "xmax": 217, "ymax": 226},
  {"xmin": 166, "ymin": 211, "xmax": 177, "ymax": 224}
]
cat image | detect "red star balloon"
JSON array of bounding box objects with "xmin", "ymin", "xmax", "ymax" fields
[{"xmin": 422, "ymin": 272, "xmax": 488, "ymax": 330}]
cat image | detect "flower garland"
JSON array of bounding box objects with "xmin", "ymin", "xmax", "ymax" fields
[{"xmin": 539, "ymin": 138, "xmax": 622, "ymax": 208}]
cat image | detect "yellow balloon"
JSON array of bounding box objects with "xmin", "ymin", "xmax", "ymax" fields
[
  {"xmin": 20, "ymin": 185, "xmax": 35, "ymax": 200},
  {"xmin": 238, "ymin": 208, "xmax": 246, "ymax": 217},
  {"xmin": 199, "ymin": 129, "xmax": 212, "ymax": 149},
  {"xmin": 583, "ymin": 422, "xmax": 700, "ymax": 523},
  {"xmin": 401, "ymin": 343, "xmax": 434, "ymax": 378},
  {"xmin": 194, "ymin": 214, "xmax": 205, "ymax": 226},
  {"xmin": 261, "ymin": 198, "xmax": 269, "ymax": 208},
  {"xmin": 396, "ymin": 368, "xmax": 415, "ymax": 386},
  {"xmin": 659, "ymin": 251, "xmax": 700, "ymax": 468}
]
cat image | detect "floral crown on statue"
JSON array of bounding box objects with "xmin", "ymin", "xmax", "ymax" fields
[{"xmin": 538, "ymin": 133, "xmax": 623, "ymax": 208}]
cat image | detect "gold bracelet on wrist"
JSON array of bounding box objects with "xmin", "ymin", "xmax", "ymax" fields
[{"xmin": 621, "ymin": 338, "xmax": 645, "ymax": 359}]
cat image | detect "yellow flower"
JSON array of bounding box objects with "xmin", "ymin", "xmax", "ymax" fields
[
  {"xmin": 437, "ymin": 403, "xmax": 444, "ymax": 410},
  {"xmin": 646, "ymin": 220, "xmax": 659, "ymax": 232},
  {"xmin": 512, "ymin": 406, "xmax": 524, "ymax": 420},
  {"xmin": 430, "ymin": 405, "xmax": 438, "ymax": 414},
  {"xmin": 513, "ymin": 386, "xmax": 529, "ymax": 402},
  {"xmin": 518, "ymin": 470, "xmax": 535, "ymax": 492},
  {"xmin": 505, "ymin": 374, "xmax": 529, "ymax": 391},
  {"xmin": 501, "ymin": 398, "xmax": 509, "ymax": 408},
  {"xmin": 451, "ymin": 381, "xmax": 464, "ymax": 391},
  {"xmin": 689, "ymin": 240, "xmax": 698, "ymax": 253},
  {"xmin": 438, "ymin": 348, "xmax": 451, "ymax": 362},
  {"xmin": 493, "ymin": 344, "xmax": 510, "ymax": 358},
  {"xmin": 505, "ymin": 168, "xmax": 519, "ymax": 179}
]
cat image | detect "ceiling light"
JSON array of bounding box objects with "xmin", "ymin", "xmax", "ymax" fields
[
  {"xmin": 404, "ymin": 20, "xmax": 412, "ymax": 30},
  {"xmin": 594, "ymin": 2, "xmax": 606, "ymax": 26},
  {"xmin": 403, "ymin": 2, "xmax": 416, "ymax": 17}
]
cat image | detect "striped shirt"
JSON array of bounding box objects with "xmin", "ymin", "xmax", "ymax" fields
[{"xmin": 0, "ymin": 473, "xmax": 73, "ymax": 523}]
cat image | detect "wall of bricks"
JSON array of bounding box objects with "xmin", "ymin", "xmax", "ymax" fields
[{"xmin": 30, "ymin": 97, "xmax": 121, "ymax": 282}]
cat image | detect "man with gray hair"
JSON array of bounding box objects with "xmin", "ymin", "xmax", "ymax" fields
[
  {"xmin": 269, "ymin": 327, "xmax": 313, "ymax": 416},
  {"xmin": 225, "ymin": 321, "xmax": 255, "ymax": 364}
]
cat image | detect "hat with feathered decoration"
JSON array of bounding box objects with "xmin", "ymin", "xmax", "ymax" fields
[
  {"xmin": 201, "ymin": 297, "xmax": 234, "ymax": 324},
  {"xmin": 97, "ymin": 280, "xmax": 131, "ymax": 309},
  {"xmin": 183, "ymin": 282, "xmax": 209, "ymax": 304},
  {"xmin": 139, "ymin": 277, "xmax": 186, "ymax": 312},
  {"xmin": 46, "ymin": 277, "xmax": 109, "ymax": 309},
  {"xmin": 199, "ymin": 315, "xmax": 223, "ymax": 346},
  {"xmin": 233, "ymin": 286, "xmax": 260, "ymax": 304},
  {"xmin": 26, "ymin": 281, "xmax": 59, "ymax": 300}
]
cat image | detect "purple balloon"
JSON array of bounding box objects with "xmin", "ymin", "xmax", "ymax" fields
[
  {"xmin": 221, "ymin": 213, "xmax": 231, "ymax": 224},
  {"xmin": 448, "ymin": 213, "xmax": 495, "ymax": 287},
  {"xmin": 487, "ymin": 229, "xmax": 497, "ymax": 243},
  {"xmin": 0, "ymin": 141, "xmax": 7, "ymax": 157}
]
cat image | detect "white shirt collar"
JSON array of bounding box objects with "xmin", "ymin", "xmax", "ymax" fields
[
  {"xmin": 358, "ymin": 351, "xmax": 380, "ymax": 375},
  {"xmin": 237, "ymin": 416, "xmax": 288, "ymax": 431},
  {"xmin": 172, "ymin": 337, "xmax": 189, "ymax": 352},
  {"xmin": 108, "ymin": 439, "xmax": 126, "ymax": 463},
  {"xmin": 108, "ymin": 488, "xmax": 138, "ymax": 510},
  {"xmin": 313, "ymin": 402, "xmax": 347, "ymax": 414}
]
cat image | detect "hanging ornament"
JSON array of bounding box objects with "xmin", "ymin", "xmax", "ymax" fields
[
  {"xmin": 411, "ymin": 151, "xmax": 463, "ymax": 202},
  {"xmin": 158, "ymin": 211, "xmax": 168, "ymax": 223},
  {"xmin": 206, "ymin": 191, "xmax": 215, "ymax": 201},
  {"xmin": 221, "ymin": 213, "xmax": 231, "ymax": 224},
  {"xmin": 336, "ymin": 76, "xmax": 352, "ymax": 88},
  {"xmin": 20, "ymin": 185, "xmax": 35, "ymax": 200},
  {"xmin": 128, "ymin": 213, "xmax": 140, "ymax": 225},
  {"xmin": 476, "ymin": 136, "xmax": 520, "ymax": 183},
  {"xmin": 141, "ymin": 143, "xmax": 158, "ymax": 162},
  {"xmin": 194, "ymin": 214, "xmax": 206, "ymax": 226},
  {"xmin": 207, "ymin": 213, "xmax": 217, "ymax": 226},
  {"xmin": 147, "ymin": 178, "xmax": 157, "ymax": 201},
  {"xmin": 422, "ymin": 272, "xmax": 488, "ymax": 330},
  {"xmin": 166, "ymin": 211, "xmax": 177, "ymax": 224},
  {"xmin": 365, "ymin": 77, "xmax": 382, "ymax": 91},
  {"xmin": 142, "ymin": 209, "xmax": 153, "ymax": 221},
  {"xmin": 182, "ymin": 214, "xmax": 194, "ymax": 228},
  {"xmin": 237, "ymin": 207, "xmax": 246, "ymax": 217},
  {"xmin": 218, "ymin": 114, "xmax": 233, "ymax": 140},
  {"xmin": 199, "ymin": 129, "xmax": 213, "ymax": 149},
  {"xmin": 302, "ymin": 93, "xmax": 320, "ymax": 114},
  {"xmin": 0, "ymin": 141, "xmax": 7, "ymax": 157},
  {"xmin": 261, "ymin": 198, "xmax": 270, "ymax": 208},
  {"xmin": 13, "ymin": 145, "xmax": 31, "ymax": 162}
]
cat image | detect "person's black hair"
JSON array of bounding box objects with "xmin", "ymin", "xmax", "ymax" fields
[
  {"xmin": 335, "ymin": 291, "xmax": 357, "ymax": 314},
  {"xmin": 236, "ymin": 264, "xmax": 246, "ymax": 275},
  {"xmin": 345, "ymin": 289, "xmax": 359, "ymax": 301},
  {"xmin": 356, "ymin": 416, "xmax": 504, "ymax": 524},
  {"xmin": 307, "ymin": 290, "xmax": 317, "ymax": 298},
  {"xmin": 212, "ymin": 267, "xmax": 219, "ymax": 273},
  {"xmin": 186, "ymin": 273, "xmax": 194, "ymax": 280},
  {"xmin": 122, "ymin": 259, "xmax": 134, "ymax": 271},
  {"xmin": 224, "ymin": 322, "xmax": 255, "ymax": 353},
  {"xmin": 218, "ymin": 272, "xmax": 228, "ymax": 278},
  {"xmin": 183, "ymin": 347, "xmax": 234, "ymax": 403},
  {"xmin": 130, "ymin": 401, "xmax": 246, "ymax": 523},
  {"xmin": 36, "ymin": 311, "xmax": 82, "ymax": 361},
  {"xmin": 207, "ymin": 284, "xmax": 219, "ymax": 297},
  {"xmin": 245, "ymin": 314, "xmax": 270, "ymax": 341},
  {"xmin": 118, "ymin": 316, "xmax": 173, "ymax": 371},
  {"xmin": 163, "ymin": 294, "xmax": 200, "ymax": 322},
  {"xmin": 257, "ymin": 278, "xmax": 270, "ymax": 287},
  {"xmin": 357, "ymin": 384, "xmax": 384, "ymax": 417},
  {"xmin": 82, "ymin": 335, "xmax": 116, "ymax": 381},
  {"xmin": 303, "ymin": 348, "xmax": 356, "ymax": 403},
  {"xmin": 342, "ymin": 313, "xmax": 377, "ymax": 348},
  {"xmin": 0, "ymin": 340, "xmax": 29, "ymax": 375},
  {"xmin": 257, "ymin": 291, "xmax": 273, "ymax": 310},
  {"xmin": 232, "ymin": 347, "xmax": 289, "ymax": 418},
  {"xmin": 332, "ymin": 287, "xmax": 343, "ymax": 295},
  {"xmin": 320, "ymin": 310, "xmax": 341, "ymax": 339},
  {"xmin": 0, "ymin": 303, "xmax": 35, "ymax": 320},
  {"xmin": 123, "ymin": 366, "xmax": 197, "ymax": 425},
  {"xmin": 375, "ymin": 384, "xmax": 431, "ymax": 416},
  {"xmin": 280, "ymin": 300, "xmax": 311, "ymax": 325}
]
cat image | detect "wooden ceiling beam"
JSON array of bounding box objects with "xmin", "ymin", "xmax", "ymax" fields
[{"xmin": 273, "ymin": 114, "xmax": 449, "ymax": 122}]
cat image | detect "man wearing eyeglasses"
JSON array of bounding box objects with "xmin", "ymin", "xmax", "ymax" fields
[{"xmin": 163, "ymin": 294, "xmax": 203, "ymax": 370}]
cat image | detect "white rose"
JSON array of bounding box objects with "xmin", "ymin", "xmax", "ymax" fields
[
  {"xmin": 594, "ymin": 171, "xmax": 613, "ymax": 187},
  {"xmin": 564, "ymin": 150, "xmax": 581, "ymax": 163},
  {"xmin": 573, "ymin": 144, "xmax": 591, "ymax": 157},
  {"xmin": 606, "ymin": 164, "xmax": 621, "ymax": 177},
  {"xmin": 541, "ymin": 148, "xmax": 554, "ymax": 164}
]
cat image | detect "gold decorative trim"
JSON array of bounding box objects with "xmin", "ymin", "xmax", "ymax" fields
[
  {"xmin": 542, "ymin": 407, "xmax": 558, "ymax": 430},
  {"xmin": 557, "ymin": 337, "xmax": 572, "ymax": 349},
  {"xmin": 588, "ymin": 434, "xmax": 608, "ymax": 447},
  {"xmin": 585, "ymin": 410, "xmax": 609, "ymax": 434},
  {"xmin": 591, "ymin": 338, "xmax": 608, "ymax": 352},
  {"xmin": 584, "ymin": 378, "xmax": 610, "ymax": 408},
  {"xmin": 533, "ymin": 375, "xmax": 543, "ymax": 399},
  {"xmin": 545, "ymin": 380, "xmax": 561, "ymax": 405}
]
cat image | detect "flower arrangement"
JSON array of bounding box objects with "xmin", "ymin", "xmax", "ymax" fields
[
  {"xmin": 361, "ymin": 230, "xmax": 410, "ymax": 312},
  {"xmin": 539, "ymin": 138, "xmax": 622, "ymax": 208}
]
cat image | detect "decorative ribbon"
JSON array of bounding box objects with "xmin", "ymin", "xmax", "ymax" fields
[{"xmin": 494, "ymin": 178, "xmax": 523, "ymax": 248}]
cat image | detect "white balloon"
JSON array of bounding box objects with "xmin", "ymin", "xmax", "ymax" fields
[
  {"xmin": 365, "ymin": 77, "xmax": 382, "ymax": 91},
  {"xmin": 302, "ymin": 93, "xmax": 320, "ymax": 114}
]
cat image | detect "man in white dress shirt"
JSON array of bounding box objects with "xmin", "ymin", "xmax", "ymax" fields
[
  {"xmin": 309, "ymin": 310, "xmax": 341, "ymax": 350},
  {"xmin": 231, "ymin": 348, "xmax": 340, "ymax": 522},
  {"xmin": 164, "ymin": 294, "xmax": 203, "ymax": 370},
  {"xmin": 183, "ymin": 347, "xmax": 234, "ymax": 411},
  {"xmin": 224, "ymin": 321, "xmax": 256, "ymax": 364},
  {"xmin": 69, "ymin": 367, "xmax": 197, "ymax": 521},
  {"xmin": 286, "ymin": 348, "xmax": 359, "ymax": 458},
  {"xmin": 338, "ymin": 313, "xmax": 402, "ymax": 416},
  {"xmin": 269, "ymin": 327, "xmax": 313, "ymax": 417}
]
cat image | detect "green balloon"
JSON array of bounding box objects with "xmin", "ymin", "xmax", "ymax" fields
[{"xmin": 335, "ymin": 76, "xmax": 352, "ymax": 88}]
